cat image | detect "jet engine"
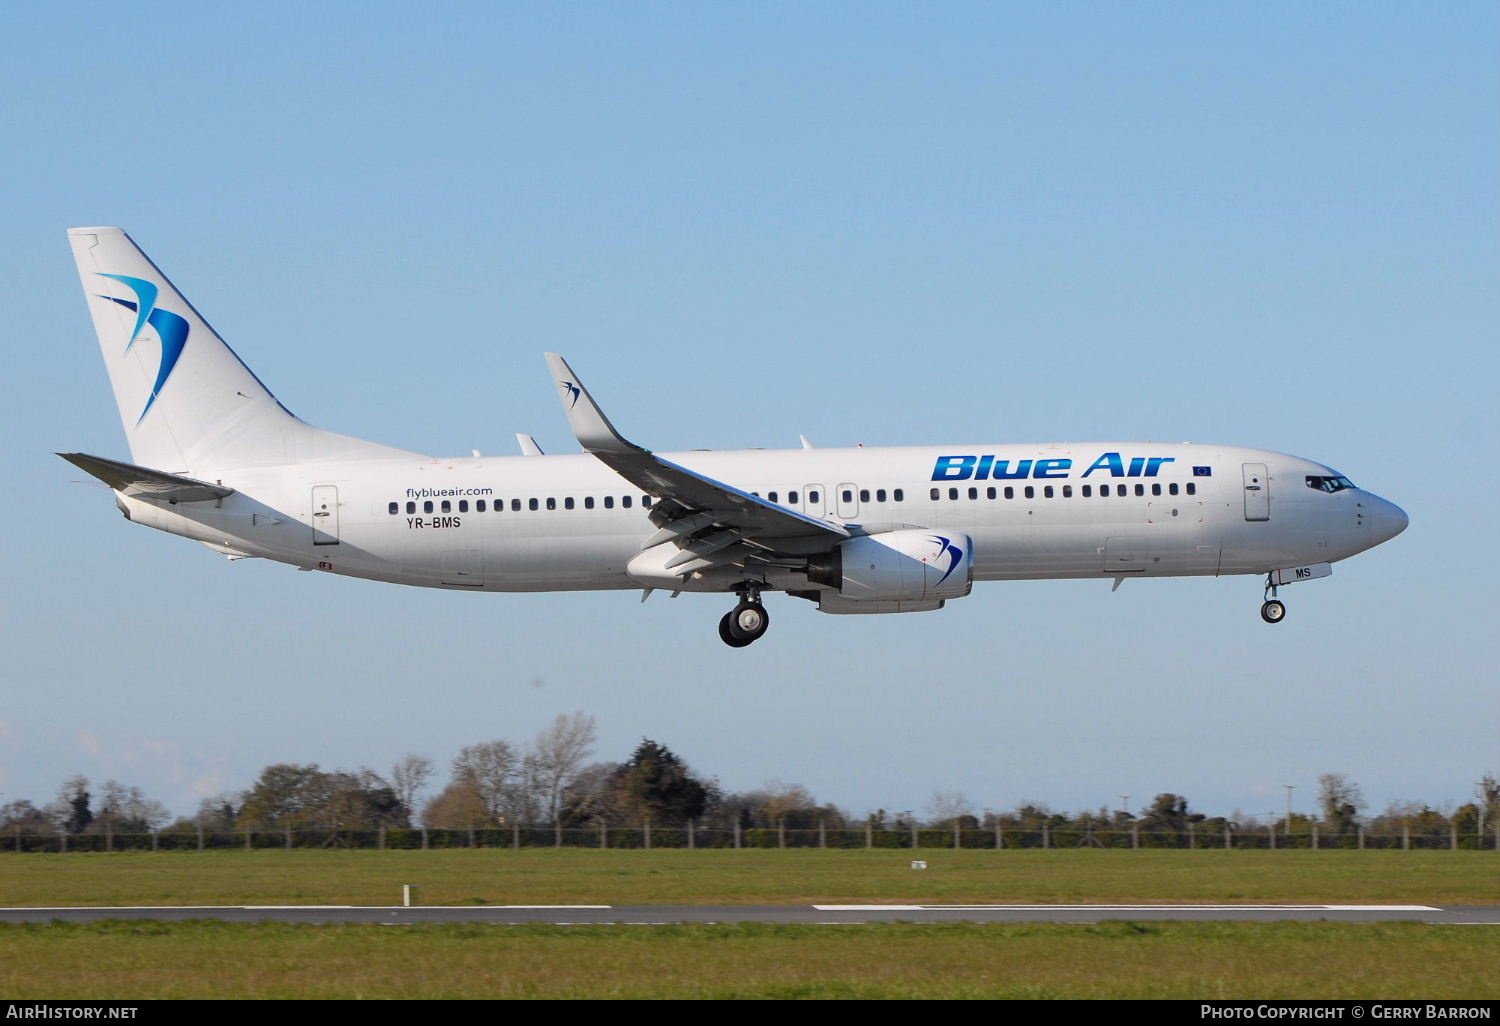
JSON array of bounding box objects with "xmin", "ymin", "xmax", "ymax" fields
[{"xmin": 807, "ymin": 530, "xmax": 973, "ymax": 610}]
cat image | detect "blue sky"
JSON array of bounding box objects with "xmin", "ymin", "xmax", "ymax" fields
[{"xmin": 2, "ymin": 2, "xmax": 1494, "ymax": 825}]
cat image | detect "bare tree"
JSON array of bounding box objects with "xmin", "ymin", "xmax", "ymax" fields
[
  {"xmin": 451, "ymin": 740, "xmax": 521, "ymax": 822},
  {"xmin": 530, "ymin": 713, "xmax": 597, "ymax": 828},
  {"xmin": 391, "ymin": 754, "xmax": 435, "ymax": 821},
  {"xmin": 1317, "ymin": 773, "xmax": 1365, "ymax": 835},
  {"xmin": 926, "ymin": 790, "xmax": 973, "ymax": 827}
]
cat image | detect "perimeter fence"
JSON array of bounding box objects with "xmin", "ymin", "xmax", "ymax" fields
[{"xmin": 4, "ymin": 822, "xmax": 1496, "ymax": 853}]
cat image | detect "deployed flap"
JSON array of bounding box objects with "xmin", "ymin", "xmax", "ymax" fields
[
  {"xmin": 543, "ymin": 353, "xmax": 847, "ymax": 548},
  {"xmin": 59, "ymin": 452, "xmax": 233, "ymax": 503}
]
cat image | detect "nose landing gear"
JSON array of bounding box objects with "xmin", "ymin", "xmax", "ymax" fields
[
  {"xmin": 719, "ymin": 588, "xmax": 770, "ymax": 648},
  {"xmin": 1260, "ymin": 574, "xmax": 1287, "ymax": 624}
]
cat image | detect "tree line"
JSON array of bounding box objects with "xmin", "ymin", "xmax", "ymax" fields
[{"xmin": 2, "ymin": 712, "xmax": 1496, "ymax": 843}]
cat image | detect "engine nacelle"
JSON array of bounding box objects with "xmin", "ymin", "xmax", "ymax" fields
[{"xmin": 810, "ymin": 529, "xmax": 974, "ymax": 604}]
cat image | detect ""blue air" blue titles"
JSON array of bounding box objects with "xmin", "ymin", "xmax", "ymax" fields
[{"xmin": 931, "ymin": 453, "xmax": 1177, "ymax": 481}]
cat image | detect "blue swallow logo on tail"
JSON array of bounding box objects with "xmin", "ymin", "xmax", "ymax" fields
[
  {"xmin": 560, "ymin": 381, "xmax": 581, "ymax": 409},
  {"xmin": 96, "ymin": 273, "xmax": 188, "ymax": 425}
]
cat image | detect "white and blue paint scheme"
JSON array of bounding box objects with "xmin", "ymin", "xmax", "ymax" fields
[{"xmin": 62, "ymin": 228, "xmax": 1408, "ymax": 647}]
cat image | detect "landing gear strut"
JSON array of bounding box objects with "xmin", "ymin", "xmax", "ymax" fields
[
  {"xmin": 719, "ymin": 588, "xmax": 770, "ymax": 648},
  {"xmin": 1260, "ymin": 574, "xmax": 1287, "ymax": 624}
]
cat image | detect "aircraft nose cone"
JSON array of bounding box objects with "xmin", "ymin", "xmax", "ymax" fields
[{"xmin": 1369, "ymin": 496, "xmax": 1409, "ymax": 544}]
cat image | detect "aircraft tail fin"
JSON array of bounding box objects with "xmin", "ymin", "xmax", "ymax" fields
[{"xmin": 67, "ymin": 227, "xmax": 419, "ymax": 473}]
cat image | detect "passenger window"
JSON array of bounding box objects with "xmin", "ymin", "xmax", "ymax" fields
[
  {"xmin": 1004, "ymin": 487, "xmax": 1014, "ymax": 499},
  {"xmin": 1062, "ymin": 485, "xmax": 1072, "ymax": 498},
  {"xmin": 387, "ymin": 501, "xmax": 398, "ymax": 515},
  {"xmin": 512, "ymin": 498, "xmax": 521, "ymax": 511},
  {"xmin": 1024, "ymin": 486, "xmax": 1035, "ymax": 499},
  {"xmin": 424, "ymin": 501, "xmax": 434, "ymax": 514},
  {"xmin": 564, "ymin": 497, "xmax": 575, "ymax": 510},
  {"xmin": 769, "ymin": 491, "xmax": 778, "ymax": 503},
  {"xmin": 528, "ymin": 498, "xmax": 538, "ymax": 511},
  {"xmin": 458, "ymin": 500, "xmax": 468, "ymax": 512},
  {"xmin": 406, "ymin": 501, "xmax": 416, "ymax": 514},
  {"xmin": 643, "ymin": 496, "xmax": 652, "ymax": 507},
  {"xmin": 860, "ymin": 489, "xmax": 870, "ymax": 503},
  {"xmin": 808, "ymin": 491, "xmax": 818, "ymax": 504},
  {"xmin": 440, "ymin": 500, "xmax": 451, "ymax": 514},
  {"xmin": 843, "ymin": 490, "xmax": 853, "ymax": 503},
  {"xmin": 476, "ymin": 500, "xmax": 486, "ymax": 512},
  {"xmin": 968, "ymin": 487, "xmax": 978, "ymax": 500},
  {"xmin": 986, "ymin": 487, "xmax": 996, "ymax": 499},
  {"xmin": 893, "ymin": 489, "xmax": 904, "ymax": 502},
  {"xmin": 1186, "ymin": 482, "xmax": 1197, "ymax": 495},
  {"xmin": 949, "ymin": 488, "xmax": 959, "ymax": 500},
  {"xmin": 876, "ymin": 489, "xmax": 887, "ymax": 502},
  {"xmin": 1151, "ymin": 484, "xmax": 1161, "ymax": 496},
  {"xmin": 1044, "ymin": 485, "xmax": 1054, "ymax": 498},
  {"xmin": 1117, "ymin": 485, "xmax": 1127, "ymax": 497},
  {"xmin": 546, "ymin": 498, "xmax": 557, "ymax": 510},
  {"xmin": 622, "ymin": 496, "xmax": 633, "ymax": 509},
  {"xmin": 788, "ymin": 491, "xmax": 799, "ymax": 504},
  {"xmin": 604, "ymin": 496, "xmax": 614, "ymax": 509},
  {"xmin": 584, "ymin": 496, "xmax": 595, "ymax": 509},
  {"xmin": 1134, "ymin": 484, "xmax": 1144, "ymax": 496},
  {"xmin": 1169, "ymin": 483, "xmax": 1179, "ymax": 496},
  {"xmin": 1081, "ymin": 485, "xmax": 1091, "ymax": 498},
  {"xmin": 930, "ymin": 488, "xmax": 940, "ymax": 501}
]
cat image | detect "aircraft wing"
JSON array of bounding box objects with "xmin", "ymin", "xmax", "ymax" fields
[
  {"xmin": 545, "ymin": 354, "xmax": 847, "ymax": 575},
  {"xmin": 59, "ymin": 452, "xmax": 234, "ymax": 503}
]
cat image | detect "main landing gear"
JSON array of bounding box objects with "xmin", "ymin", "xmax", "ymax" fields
[
  {"xmin": 719, "ymin": 588, "xmax": 770, "ymax": 648},
  {"xmin": 1260, "ymin": 574, "xmax": 1287, "ymax": 624}
]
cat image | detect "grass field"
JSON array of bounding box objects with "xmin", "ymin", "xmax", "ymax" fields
[
  {"xmin": 1, "ymin": 848, "xmax": 1494, "ymax": 907},
  {"xmin": 0, "ymin": 920, "xmax": 1494, "ymax": 1000},
  {"xmin": 3, "ymin": 849, "xmax": 1493, "ymax": 1000}
]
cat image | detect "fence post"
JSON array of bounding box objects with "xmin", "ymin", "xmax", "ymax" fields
[
  {"xmin": 910, "ymin": 824, "xmax": 918, "ymax": 850},
  {"xmin": 1224, "ymin": 825, "xmax": 1231, "ymax": 850},
  {"xmin": 996, "ymin": 823, "xmax": 1003, "ymax": 850},
  {"xmin": 151, "ymin": 830, "xmax": 158, "ymax": 853},
  {"xmin": 1042, "ymin": 824, "xmax": 1049, "ymax": 850},
  {"xmin": 197, "ymin": 825, "xmax": 204, "ymax": 852},
  {"xmin": 1358, "ymin": 825, "xmax": 1364, "ymax": 850},
  {"xmin": 284, "ymin": 824, "xmax": 292, "ymax": 851},
  {"xmin": 512, "ymin": 822, "xmax": 521, "ymax": 850},
  {"xmin": 1311, "ymin": 824, "xmax": 1317, "ymax": 851},
  {"xmin": 953, "ymin": 820, "xmax": 960, "ymax": 850},
  {"xmin": 1402, "ymin": 825, "xmax": 1410, "ymax": 851},
  {"xmin": 1189, "ymin": 823, "xmax": 1195, "ymax": 850},
  {"xmin": 244, "ymin": 829, "xmax": 251, "ymax": 851},
  {"xmin": 60, "ymin": 830, "xmax": 67, "ymax": 854},
  {"xmin": 1451, "ymin": 825, "xmax": 1458, "ymax": 851},
  {"xmin": 1268, "ymin": 824, "xmax": 1275, "ymax": 850},
  {"xmin": 421, "ymin": 827, "xmax": 429, "ymax": 850},
  {"xmin": 106, "ymin": 826, "xmax": 113, "ymax": 853},
  {"xmin": 466, "ymin": 827, "xmax": 474, "ymax": 849},
  {"xmin": 644, "ymin": 818, "xmax": 652, "ymax": 851},
  {"xmin": 379, "ymin": 825, "xmax": 386, "ymax": 851},
  {"xmin": 778, "ymin": 820, "xmax": 786, "ymax": 850},
  {"xmin": 599, "ymin": 820, "xmax": 607, "ymax": 849},
  {"xmin": 688, "ymin": 820, "xmax": 696, "ymax": 850},
  {"xmin": 1131, "ymin": 823, "xmax": 1139, "ymax": 850},
  {"xmin": 555, "ymin": 819, "xmax": 563, "ymax": 848},
  {"xmin": 866, "ymin": 822, "xmax": 873, "ymax": 849},
  {"xmin": 734, "ymin": 821, "xmax": 741, "ymax": 850},
  {"xmin": 818, "ymin": 820, "xmax": 826, "ymax": 849}
]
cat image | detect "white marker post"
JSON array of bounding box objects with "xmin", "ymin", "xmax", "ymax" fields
[{"xmin": 403, "ymin": 884, "xmax": 416, "ymax": 907}]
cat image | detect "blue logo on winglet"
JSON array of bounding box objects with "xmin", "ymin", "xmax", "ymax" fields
[{"xmin": 96, "ymin": 273, "xmax": 188, "ymax": 425}]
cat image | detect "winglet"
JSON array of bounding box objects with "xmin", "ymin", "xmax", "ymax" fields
[
  {"xmin": 544, "ymin": 353, "xmax": 637, "ymax": 455},
  {"xmin": 515, "ymin": 432, "xmax": 545, "ymax": 456}
]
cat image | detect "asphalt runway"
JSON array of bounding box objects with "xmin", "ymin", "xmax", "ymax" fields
[{"xmin": 2, "ymin": 904, "xmax": 1494, "ymax": 925}]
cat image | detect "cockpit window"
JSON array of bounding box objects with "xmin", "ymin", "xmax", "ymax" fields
[{"xmin": 1306, "ymin": 475, "xmax": 1356, "ymax": 493}]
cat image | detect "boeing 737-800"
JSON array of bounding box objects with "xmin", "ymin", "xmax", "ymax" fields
[{"xmin": 61, "ymin": 227, "xmax": 1408, "ymax": 647}]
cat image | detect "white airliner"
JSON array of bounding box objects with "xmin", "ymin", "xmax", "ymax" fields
[{"xmin": 62, "ymin": 227, "xmax": 1408, "ymax": 647}]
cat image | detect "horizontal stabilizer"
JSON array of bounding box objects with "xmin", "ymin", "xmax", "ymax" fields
[{"xmin": 58, "ymin": 452, "xmax": 233, "ymax": 503}]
